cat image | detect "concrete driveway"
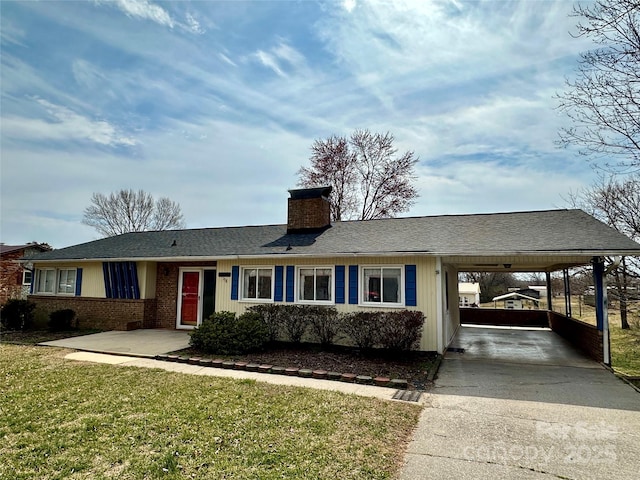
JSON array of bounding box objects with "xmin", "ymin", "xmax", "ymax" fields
[
  {"xmin": 401, "ymin": 326, "xmax": 640, "ymax": 480},
  {"xmin": 39, "ymin": 329, "xmax": 191, "ymax": 357}
]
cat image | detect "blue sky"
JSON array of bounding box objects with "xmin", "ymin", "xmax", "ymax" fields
[{"xmin": 1, "ymin": 0, "xmax": 595, "ymax": 248}]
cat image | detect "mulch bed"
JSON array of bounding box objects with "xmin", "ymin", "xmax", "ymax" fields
[{"xmin": 171, "ymin": 343, "xmax": 439, "ymax": 390}]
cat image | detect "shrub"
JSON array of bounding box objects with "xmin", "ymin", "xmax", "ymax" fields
[
  {"xmin": 0, "ymin": 299, "xmax": 36, "ymax": 331},
  {"xmin": 247, "ymin": 304, "xmax": 281, "ymax": 343},
  {"xmin": 279, "ymin": 305, "xmax": 309, "ymax": 343},
  {"xmin": 304, "ymin": 305, "xmax": 340, "ymax": 347},
  {"xmin": 48, "ymin": 309, "xmax": 76, "ymax": 332},
  {"xmin": 377, "ymin": 310, "xmax": 424, "ymax": 351},
  {"xmin": 190, "ymin": 311, "xmax": 269, "ymax": 355},
  {"xmin": 342, "ymin": 311, "xmax": 381, "ymax": 350}
]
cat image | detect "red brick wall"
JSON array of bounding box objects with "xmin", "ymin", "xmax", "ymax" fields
[
  {"xmin": 287, "ymin": 197, "xmax": 331, "ymax": 231},
  {"xmin": 0, "ymin": 250, "xmax": 27, "ymax": 304},
  {"xmin": 548, "ymin": 311, "xmax": 604, "ymax": 363},
  {"xmin": 155, "ymin": 263, "xmax": 180, "ymax": 328},
  {"xmin": 154, "ymin": 261, "xmax": 218, "ymax": 329},
  {"xmin": 460, "ymin": 308, "xmax": 549, "ymax": 327},
  {"xmin": 29, "ymin": 295, "xmax": 157, "ymax": 331}
]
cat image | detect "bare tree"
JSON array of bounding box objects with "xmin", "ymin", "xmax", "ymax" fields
[
  {"xmin": 297, "ymin": 130, "xmax": 419, "ymax": 221},
  {"xmin": 567, "ymin": 174, "xmax": 640, "ymax": 328},
  {"xmin": 556, "ymin": 0, "xmax": 640, "ymax": 172},
  {"xmin": 83, "ymin": 189, "xmax": 186, "ymax": 237}
]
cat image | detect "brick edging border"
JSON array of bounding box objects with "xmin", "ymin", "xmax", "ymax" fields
[{"xmin": 155, "ymin": 354, "xmax": 410, "ymax": 390}]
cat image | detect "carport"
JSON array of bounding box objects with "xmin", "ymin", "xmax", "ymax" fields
[{"xmin": 441, "ymin": 211, "xmax": 640, "ymax": 365}]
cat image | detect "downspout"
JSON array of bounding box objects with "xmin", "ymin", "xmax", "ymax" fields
[{"xmin": 435, "ymin": 257, "xmax": 444, "ymax": 354}]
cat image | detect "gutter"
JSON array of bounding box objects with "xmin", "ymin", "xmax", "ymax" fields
[{"xmin": 27, "ymin": 249, "xmax": 640, "ymax": 264}]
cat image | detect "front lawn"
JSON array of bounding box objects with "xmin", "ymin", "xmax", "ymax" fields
[
  {"xmin": 0, "ymin": 328, "xmax": 102, "ymax": 345},
  {"xmin": 0, "ymin": 345, "xmax": 421, "ymax": 479}
]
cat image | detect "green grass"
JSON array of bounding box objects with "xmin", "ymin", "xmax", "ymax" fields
[
  {"xmin": 563, "ymin": 299, "xmax": 640, "ymax": 377},
  {"xmin": 0, "ymin": 329, "xmax": 102, "ymax": 345},
  {"xmin": 0, "ymin": 345, "xmax": 421, "ymax": 480},
  {"xmin": 609, "ymin": 325, "xmax": 640, "ymax": 378}
]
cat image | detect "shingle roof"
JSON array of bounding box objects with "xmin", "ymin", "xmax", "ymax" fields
[
  {"xmin": 31, "ymin": 210, "xmax": 640, "ymax": 261},
  {"xmin": 31, "ymin": 209, "xmax": 640, "ymax": 262},
  {"xmin": 1, "ymin": 243, "xmax": 51, "ymax": 256}
]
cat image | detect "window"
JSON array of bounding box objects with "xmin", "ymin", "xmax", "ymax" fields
[
  {"xmin": 34, "ymin": 268, "xmax": 78, "ymax": 295},
  {"xmin": 57, "ymin": 269, "xmax": 77, "ymax": 295},
  {"xmin": 362, "ymin": 267, "xmax": 402, "ymax": 305},
  {"xmin": 22, "ymin": 270, "xmax": 33, "ymax": 286},
  {"xmin": 298, "ymin": 267, "xmax": 333, "ymax": 303},
  {"xmin": 35, "ymin": 269, "xmax": 56, "ymax": 294},
  {"xmin": 242, "ymin": 267, "xmax": 273, "ymax": 301}
]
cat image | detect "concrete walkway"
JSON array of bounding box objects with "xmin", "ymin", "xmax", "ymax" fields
[
  {"xmin": 63, "ymin": 351, "xmax": 401, "ymax": 401},
  {"xmin": 400, "ymin": 326, "xmax": 640, "ymax": 480},
  {"xmin": 43, "ymin": 329, "xmax": 415, "ymax": 402},
  {"xmin": 39, "ymin": 329, "xmax": 191, "ymax": 357}
]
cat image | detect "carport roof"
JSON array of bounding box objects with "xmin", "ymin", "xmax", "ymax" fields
[{"xmin": 30, "ymin": 208, "xmax": 640, "ymax": 264}]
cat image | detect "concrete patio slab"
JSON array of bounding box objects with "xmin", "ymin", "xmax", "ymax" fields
[{"xmin": 40, "ymin": 329, "xmax": 190, "ymax": 357}]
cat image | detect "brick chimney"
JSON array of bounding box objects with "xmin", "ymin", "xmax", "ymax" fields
[{"xmin": 287, "ymin": 187, "xmax": 332, "ymax": 233}]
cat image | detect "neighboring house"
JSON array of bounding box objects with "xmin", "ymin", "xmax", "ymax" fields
[
  {"xmin": 1, "ymin": 243, "xmax": 52, "ymax": 304},
  {"xmin": 492, "ymin": 289, "xmax": 541, "ymax": 310},
  {"xmin": 458, "ymin": 282, "xmax": 480, "ymax": 307},
  {"xmin": 26, "ymin": 187, "xmax": 640, "ymax": 354}
]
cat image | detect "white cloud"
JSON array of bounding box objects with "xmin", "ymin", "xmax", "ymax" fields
[
  {"xmin": 104, "ymin": 0, "xmax": 175, "ymax": 28},
  {"xmin": 255, "ymin": 50, "xmax": 286, "ymax": 77},
  {"xmin": 3, "ymin": 98, "xmax": 136, "ymax": 147},
  {"xmin": 184, "ymin": 12, "xmax": 204, "ymax": 34},
  {"xmin": 252, "ymin": 41, "xmax": 307, "ymax": 78},
  {"xmin": 219, "ymin": 52, "xmax": 237, "ymax": 67},
  {"xmin": 342, "ymin": 0, "xmax": 357, "ymax": 13}
]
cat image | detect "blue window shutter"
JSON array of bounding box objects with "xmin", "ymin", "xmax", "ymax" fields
[
  {"xmin": 231, "ymin": 266, "xmax": 239, "ymax": 300},
  {"xmin": 405, "ymin": 265, "xmax": 417, "ymax": 306},
  {"xmin": 335, "ymin": 266, "xmax": 345, "ymax": 304},
  {"xmin": 102, "ymin": 263, "xmax": 111, "ymax": 298},
  {"xmin": 274, "ymin": 266, "xmax": 284, "ymax": 302},
  {"xmin": 130, "ymin": 262, "xmax": 141, "ymax": 299},
  {"xmin": 110, "ymin": 263, "xmax": 121, "ymax": 298},
  {"xmin": 121, "ymin": 262, "xmax": 132, "ymax": 299},
  {"xmin": 348, "ymin": 265, "xmax": 358, "ymax": 304},
  {"xmin": 30, "ymin": 271, "xmax": 35, "ymax": 294},
  {"xmin": 75, "ymin": 268, "xmax": 83, "ymax": 297},
  {"xmin": 285, "ymin": 266, "xmax": 295, "ymax": 302}
]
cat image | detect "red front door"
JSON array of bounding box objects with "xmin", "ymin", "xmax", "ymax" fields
[{"xmin": 179, "ymin": 271, "xmax": 200, "ymax": 327}]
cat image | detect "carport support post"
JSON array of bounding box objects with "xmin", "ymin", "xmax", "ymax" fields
[
  {"xmin": 593, "ymin": 257, "xmax": 610, "ymax": 366},
  {"xmin": 545, "ymin": 272, "xmax": 553, "ymax": 311},
  {"xmin": 563, "ymin": 269, "xmax": 572, "ymax": 318}
]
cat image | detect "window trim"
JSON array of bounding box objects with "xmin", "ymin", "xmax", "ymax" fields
[
  {"xmin": 22, "ymin": 270, "xmax": 33, "ymax": 286},
  {"xmin": 56, "ymin": 268, "xmax": 77, "ymax": 296},
  {"xmin": 296, "ymin": 266, "xmax": 335, "ymax": 305},
  {"xmin": 34, "ymin": 268, "xmax": 60, "ymax": 295},
  {"xmin": 239, "ymin": 266, "xmax": 275, "ymax": 302},
  {"xmin": 360, "ymin": 265, "xmax": 404, "ymax": 307}
]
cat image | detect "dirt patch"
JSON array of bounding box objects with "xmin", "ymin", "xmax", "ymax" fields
[{"xmin": 172, "ymin": 344, "xmax": 439, "ymax": 390}]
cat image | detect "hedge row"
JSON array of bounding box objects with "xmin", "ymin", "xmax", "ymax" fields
[
  {"xmin": 190, "ymin": 305, "xmax": 424, "ymax": 355},
  {"xmin": 0, "ymin": 299, "xmax": 76, "ymax": 332}
]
